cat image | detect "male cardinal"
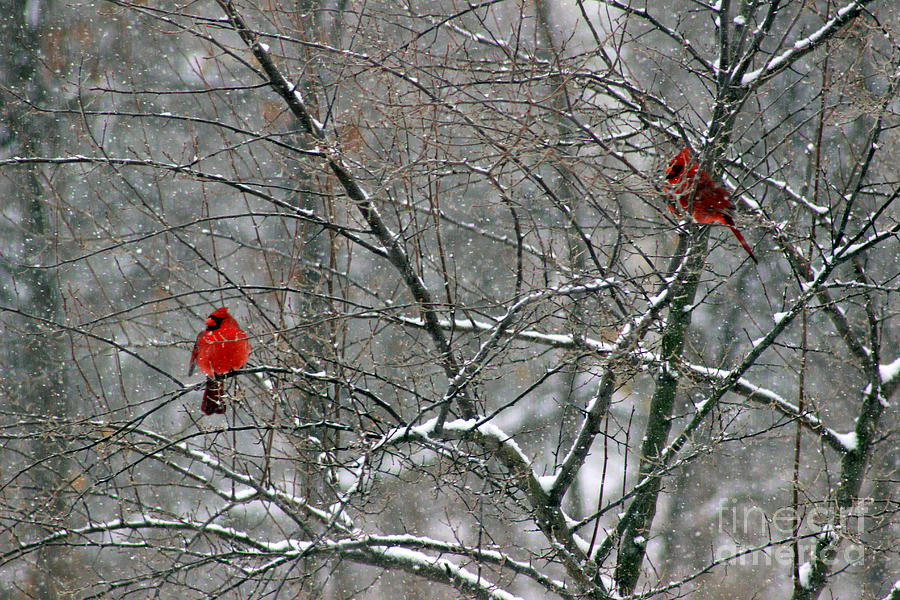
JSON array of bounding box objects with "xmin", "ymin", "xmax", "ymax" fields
[
  {"xmin": 663, "ymin": 148, "xmax": 757, "ymax": 263},
  {"xmin": 189, "ymin": 306, "xmax": 250, "ymax": 415}
]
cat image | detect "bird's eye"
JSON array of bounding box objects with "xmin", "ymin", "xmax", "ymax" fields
[{"xmin": 666, "ymin": 164, "xmax": 684, "ymax": 181}]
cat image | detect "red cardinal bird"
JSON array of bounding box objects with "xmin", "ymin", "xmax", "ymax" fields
[
  {"xmin": 664, "ymin": 148, "xmax": 757, "ymax": 263},
  {"xmin": 189, "ymin": 307, "xmax": 250, "ymax": 415}
]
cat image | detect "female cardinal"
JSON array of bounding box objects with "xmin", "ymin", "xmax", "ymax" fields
[
  {"xmin": 189, "ymin": 307, "xmax": 250, "ymax": 415},
  {"xmin": 664, "ymin": 148, "xmax": 757, "ymax": 263}
]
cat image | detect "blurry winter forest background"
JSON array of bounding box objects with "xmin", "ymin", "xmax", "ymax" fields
[{"xmin": 1, "ymin": 0, "xmax": 899, "ymax": 598}]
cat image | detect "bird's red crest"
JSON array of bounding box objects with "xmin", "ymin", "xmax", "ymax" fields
[
  {"xmin": 206, "ymin": 306, "xmax": 231, "ymax": 328},
  {"xmin": 670, "ymin": 147, "xmax": 691, "ymax": 166},
  {"xmin": 209, "ymin": 307, "xmax": 230, "ymax": 319}
]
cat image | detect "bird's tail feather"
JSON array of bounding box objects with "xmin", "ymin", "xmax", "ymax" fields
[{"xmin": 201, "ymin": 378, "xmax": 227, "ymax": 415}]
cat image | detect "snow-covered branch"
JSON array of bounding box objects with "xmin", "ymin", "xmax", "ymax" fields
[
  {"xmin": 374, "ymin": 417, "xmax": 608, "ymax": 597},
  {"xmin": 738, "ymin": 0, "xmax": 874, "ymax": 88},
  {"xmin": 380, "ymin": 301, "xmax": 889, "ymax": 456},
  {"xmin": 3, "ymin": 515, "xmax": 558, "ymax": 600},
  {"xmin": 551, "ymin": 260, "xmax": 692, "ymax": 507}
]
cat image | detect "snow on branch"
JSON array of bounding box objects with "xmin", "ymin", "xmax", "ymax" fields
[
  {"xmin": 551, "ymin": 261, "xmax": 691, "ymax": 505},
  {"xmin": 881, "ymin": 356, "xmax": 900, "ymax": 389},
  {"xmin": 725, "ymin": 377, "xmax": 856, "ymax": 453},
  {"xmin": 4, "ymin": 515, "xmax": 551, "ymax": 600},
  {"xmin": 122, "ymin": 425, "xmax": 352, "ymax": 533},
  {"xmin": 363, "ymin": 544, "xmax": 525, "ymax": 600},
  {"xmin": 738, "ymin": 0, "xmax": 874, "ymax": 88},
  {"xmin": 349, "ymin": 534, "xmax": 571, "ymax": 597},
  {"xmin": 373, "ymin": 417, "xmax": 604, "ymax": 595},
  {"xmin": 385, "ymin": 313, "xmax": 616, "ymax": 356},
  {"xmin": 1, "ymin": 515, "xmax": 299, "ymax": 564},
  {"xmin": 880, "ymin": 580, "xmax": 900, "ymax": 600},
  {"xmin": 441, "ymin": 279, "xmax": 618, "ymax": 414},
  {"xmin": 377, "ymin": 417, "xmax": 532, "ymax": 475},
  {"xmin": 382, "ymin": 298, "xmax": 866, "ymax": 454},
  {"xmin": 831, "ymin": 220, "xmax": 900, "ymax": 264}
]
